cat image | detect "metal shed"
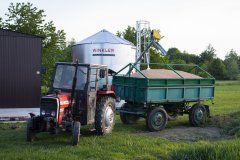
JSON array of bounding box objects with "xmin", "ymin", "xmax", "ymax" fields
[{"xmin": 0, "ymin": 29, "xmax": 42, "ymax": 108}]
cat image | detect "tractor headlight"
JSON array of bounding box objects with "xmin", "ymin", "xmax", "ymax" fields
[
  {"xmin": 41, "ymin": 110, "xmax": 46, "ymax": 115},
  {"xmin": 51, "ymin": 111, "xmax": 56, "ymax": 117}
]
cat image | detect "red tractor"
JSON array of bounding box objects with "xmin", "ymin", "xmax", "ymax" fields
[{"xmin": 26, "ymin": 62, "xmax": 116, "ymax": 145}]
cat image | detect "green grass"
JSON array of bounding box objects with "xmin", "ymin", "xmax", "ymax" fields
[
  {"xmin": 1, "ymin": 80, "xmax": 240, "ymax": 160},
  {"xmin": 215, "ymin": 80, "xmax": 240, "ymax": 86},
  {"xmin": 211, "ymin": 81, "xmax": 240, "ymax": 115}
]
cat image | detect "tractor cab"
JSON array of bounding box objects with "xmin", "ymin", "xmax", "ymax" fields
[
  {"xmin": 51, "ymin": 62, "xmax": 107, "ymax": 93},
  {"xmin": 27, "ymin": 62, "xmax": 116, "ymax": 145},
  {"xmin": 46, "ymin": 62, "xmax": 109, "ymax": 125}
]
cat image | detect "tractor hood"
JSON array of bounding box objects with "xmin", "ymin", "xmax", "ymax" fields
[{"xmin": 43, "ymin": 92, "xmax": 72, "ymax": 108}]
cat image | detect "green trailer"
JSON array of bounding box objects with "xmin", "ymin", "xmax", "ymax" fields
[{"xmin": 112, "ymin": 63, "xmax": 215, "ymax": 131}]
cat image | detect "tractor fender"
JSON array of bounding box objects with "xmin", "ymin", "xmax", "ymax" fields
[{"xmin": 97, "ymin": 90, "xmax": 116, "ymax": 100}]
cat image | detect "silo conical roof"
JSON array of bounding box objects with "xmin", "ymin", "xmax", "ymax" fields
[{"xmin": 76, "ymin": 29, "xmax": 134, "ymax": 45}]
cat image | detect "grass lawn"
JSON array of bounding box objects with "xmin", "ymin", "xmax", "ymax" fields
[{"xmin": 0, "ymin": 81, "xmax": 240, "ymax": 160}]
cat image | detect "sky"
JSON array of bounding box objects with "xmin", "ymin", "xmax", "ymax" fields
[{"xmin": 1, "ymin": 0, "xmax": 240, "ymax": 59}]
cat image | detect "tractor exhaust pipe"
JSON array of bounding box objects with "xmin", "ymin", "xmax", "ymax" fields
[{"xmin": 70, "ymin": 60, "xmax": 79, "ymax": 118}]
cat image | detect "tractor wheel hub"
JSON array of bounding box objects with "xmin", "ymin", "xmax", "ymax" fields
[{"xmin": 105, "ymin": 106, "xmax": 114, "ymax": 128}]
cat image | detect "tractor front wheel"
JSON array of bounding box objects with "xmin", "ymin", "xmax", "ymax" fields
[
  {"xmin": 26, "ymin": 117, "xmax": 35, "ymax": 142},
  {"xmin": 95, "ymin": 97, "xmax": 115, "ymax": 135},
  {"xmin": 146, "ymin": 107, "xmax": 168, "ymax": 132},
  {"xmin": 72, "ymin": 121, "xmax": 81, "ymax": 146}
]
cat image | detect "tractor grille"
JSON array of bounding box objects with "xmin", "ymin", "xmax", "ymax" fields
[{"xmin": 40, "ymin": 97, "xmax": 59, "ymax": 118}]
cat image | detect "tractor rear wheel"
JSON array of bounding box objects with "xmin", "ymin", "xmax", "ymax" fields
[
  {"xmin": 26, "ymin": 117, "xmax": 35, "ymax": 142},
  {"xmin": 72, "ymin": 121, "xmax": 80, "ymax": 146},
  {"xmin": 95, "ymin": 97, "xmax": 115, "ymax": 135},
  {"xmin": 146, "ymin": 107, "xmax": 168, "ymax": 132},
  {"xmin": 189, "ymin": 104, "xmax": 207, "ymax": 127}
]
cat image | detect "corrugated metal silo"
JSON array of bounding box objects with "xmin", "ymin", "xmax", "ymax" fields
[{"xmin": 72, "ymin": 29, "xmax": 136, "ymax": 85}]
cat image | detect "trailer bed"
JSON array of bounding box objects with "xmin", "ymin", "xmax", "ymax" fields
[{"xmin": 112, "ymin": 63, "xmax": 215, "ymax": 104}]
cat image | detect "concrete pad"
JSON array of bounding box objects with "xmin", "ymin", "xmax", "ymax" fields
[{"xmin": 0, "ymin": 108, "xmax": 39, "ymax": 121}]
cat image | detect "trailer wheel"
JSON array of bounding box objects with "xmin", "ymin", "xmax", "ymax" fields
[
  {"xmin": 204, "ymin": 105, "xmax": 210, "ymax": 118},
  {"xmin": 146, "ymin": 107, "xmax": 168, "ymax": 132},
  {"xmin": 95, "ymin": 97, "xmax": 115, "ymax": 135},
  {"xmin": 26, "ymin": 118, "xmax": 35, "ymax": 142},
  {"xmin": 72, "ymin": 121, "xmax": 80, "ymax": 146},
  {"xmin": 189, "ymin": 104, "xmax": 207, "ymax": 127},
  {"xmin": 120, "ymin": 113, "xmax": 140, "ymax": 124}
]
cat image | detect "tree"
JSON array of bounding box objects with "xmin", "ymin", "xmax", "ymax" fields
[
  {"xmin": 199, "ymin": 44, "xmax": 216, "ymax": 64},
  {"xmin": 224, "ymin": 49, "xmax": 239, "ymax": 80},
  {"xmin": 122, "ymin": 26, "xmax": 136, "ymax": 45},
  {"xmin": 167, "ymin": 48, "xmax": 182, "ymax": 61},
  {"xmin": 225, "ymin": 49, "xmax": 239, "ymax": 60},
  {"xmin": 167, "ymin": 48, "xmax": 200, "ymax": 65},
  {"xmin": 200, "ymin": 60, "xmax": 210, "ymax": 71},
  {"xmin": 0, "ymin": 17, "xmax": 3, "ymax": 28},
  {"xmin": 207, "ymin": 58, "xmax": 226, "ymax": 80},
  {"xmin": 149, "ymin": 48, "xmax": 169, "ymax": 69},
  {"xmin": 61, "ymin": 38, "xmax": 76, "ymax": 62},
  {"xmin": 1, "ymin": 3, "xmax": 67, "ymax": 86},
  {"xmin": 116, "ymin": 30, "xmax": 122, "ymax": 37},
  {"xmin": 181, "ymin": 51, "xmax": 200, "ymax": 64}
]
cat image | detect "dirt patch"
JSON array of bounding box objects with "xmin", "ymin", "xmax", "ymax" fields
[
  {"xmin": 210, "ymin": 115, "xmax": 234, "ymax": 126},
  {"xmin": 138, "ymin": 113, "xmax": 239, "ymax": 142},
  {"xmin": 139, "ymin": 126, "xmax": 230, "ymax": 142}
]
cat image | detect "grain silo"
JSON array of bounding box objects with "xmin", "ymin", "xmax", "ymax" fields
[{"xmin": 72, "ymin": 29, "xmax": 136, "ymax": 86}]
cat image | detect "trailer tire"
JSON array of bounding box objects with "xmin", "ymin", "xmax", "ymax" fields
[
  {"xmin": 26, "ymin": 117, "xmax": 36, "ymax": 142},
  {"xmin": 72, "ymin": 121, "xmax": 80, "ymax": 146},
  {"xmin": 189, "ymin": 104, "xmax": 207, "ymax": 127},
  {"xmin": 120, "ymin": 113, "xmax": 140, "ymax": 124},
  {"xmin": 146, "ymin": 107, "xmax": 168, "ymax": 132},
  {"xmin": 95, "ymin": 97, "xmax": 115, "ymax": 135},
  {"xmin": 204, "ymin": 105, "xmax": 210, "ymax": 118}
]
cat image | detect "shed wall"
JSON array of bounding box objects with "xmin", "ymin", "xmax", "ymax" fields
[{"xmin": 0, "ymin": 29, "xmax": 42, "ymax": 108}]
